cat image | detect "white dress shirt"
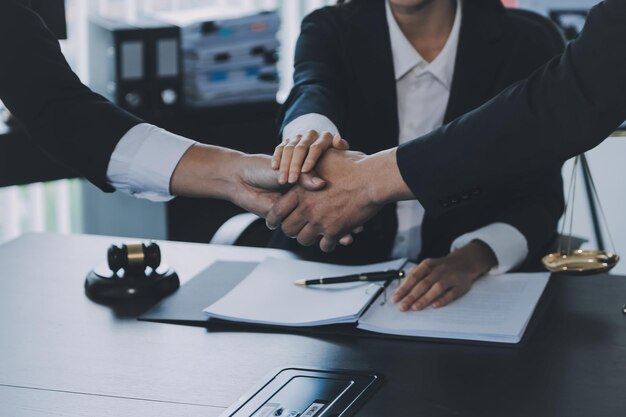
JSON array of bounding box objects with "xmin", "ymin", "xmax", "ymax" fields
[
  {"xmin": 282, "ymin": 0, "xmax": 528, "ymax": 273},
  {"xmin": 106, "ymin": 123, "xmax": 195, "ymax": 202}
]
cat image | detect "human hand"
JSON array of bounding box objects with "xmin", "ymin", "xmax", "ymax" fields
[
  {"xmin": 170, "ymin": 144, "xmax": 326, "ymax": 217},
  {"xmin": 391, "ymin": 241, "xmax": 497, "ymax": 311},
  {"xmin": 266, "ymin": 147, "xmax": 414, "ymax": 252},
  {"xmin": 234, "ymin": 153, "xmax": 326, "ymax": 217},
  {"xmin": 272, "ymin": 130, "xmax": 350, "ymax": 185}
]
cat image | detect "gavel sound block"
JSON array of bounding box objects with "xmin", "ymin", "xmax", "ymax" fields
[{"xmin": 85, "ymin": 241, "xmax": 179, "ymax": 302}]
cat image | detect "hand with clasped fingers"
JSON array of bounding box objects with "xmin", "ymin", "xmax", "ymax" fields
[
  {"xmin": 266, "ymin": 146, "xmax": 415, "ymax": 252},
  {"xmin": 271, "ymin": 130, "xmax": 349, "ymax": 185}
]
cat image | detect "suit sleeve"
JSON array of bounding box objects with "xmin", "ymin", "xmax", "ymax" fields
[
  {"xmin": 396, "ymin": 0, "xmax": 626, "ymax": 217},
  {"xmin": 0, "ymin": 0, "xmax": 142, "ymax": 192},
  {"xmin": 471, "ymin": 25, "xmax": 566, "ymax": 271},
  {"xmin": 490, "ymin": 166, "xmax": 564, "ymax": 270},
  {"xmin": 278, "ymin": 8, "xmax": 347, "ymax": 137}
]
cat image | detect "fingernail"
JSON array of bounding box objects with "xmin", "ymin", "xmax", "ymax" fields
[
  {"xmin": 288, "ymin": 174, "xmax": 297, "ymax": 183},
  {"xmin": 412, "ymin": 305, "xmax": 420, "ymax": 311},
  {"xmin": 271, "ymin": 160, "xmax": 278, "ymax": 169},
  {"xmin": 312, "ymin": 177, "xmax": 324, "ymax": 186},
  {"xmin": 278, "ymin": 174, "xmax": 287, "ymax": 184}
]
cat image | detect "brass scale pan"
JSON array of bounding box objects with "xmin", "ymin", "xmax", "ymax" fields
[
  {"xmin": 542, "ymin": 155, "xmax": 620, "ymax": 276},
  {"xmin": 542, "ymin": 250, "xmax": 620, "ymax": 275}
]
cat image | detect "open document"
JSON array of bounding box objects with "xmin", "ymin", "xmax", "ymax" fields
[
  {"xmin": 203, "ymin": 257, "xmax": 550, "ymax": 344},
  {"xmin": 358, "ymin": 272, "xmax": 550, "ymax": 343},
  {"xmin": 203, "ymin": 258, "xmax": 407, "ymax": 327}
]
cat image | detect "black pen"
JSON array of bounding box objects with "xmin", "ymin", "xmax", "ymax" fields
[{"xmin": 294, "ymin": 269, "xmax": 405, "ymax": 286}]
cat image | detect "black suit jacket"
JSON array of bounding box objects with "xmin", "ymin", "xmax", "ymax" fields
[
  {"xmin": 0, "ymin": 0, "xmax": 142, "ymax": 191},
  {"xmin": 271, "ymin": 0, "xmax": 565, "ymax": 268},
  {"xmin": 397, "ymin": 0, "xmax": 626, "ymax": 219}
]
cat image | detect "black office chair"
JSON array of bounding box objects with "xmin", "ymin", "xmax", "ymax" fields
[
  {"xmin": 509, "ymin": 8, "xmax": 567, "ymax": 53},
  {"xmin": 210, "ymin": 213, "xmax": 270, "ymax": 247}
]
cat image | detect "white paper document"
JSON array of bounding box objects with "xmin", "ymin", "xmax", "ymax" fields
[
  {"xmin": 357, "ymin": 272, "xmax": 550, "ymax": 343},
  {"xmin": 203, "ymin": 258, "xmax": 407, "ymax": 327}
]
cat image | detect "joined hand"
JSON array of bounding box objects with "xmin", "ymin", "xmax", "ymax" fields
[{"xmin": 266, "ymin": 148, "xmax": 409, "ymax": 252}]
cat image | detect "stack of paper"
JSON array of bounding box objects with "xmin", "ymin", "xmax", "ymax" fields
[{"xmin": 150, "ymin": 7, "xmax": 279, "ymax": 107}]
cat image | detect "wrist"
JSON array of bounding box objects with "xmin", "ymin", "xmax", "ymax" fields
[
  {"xmin": 170, "ymin": 143, "xmax": 244, "ymax": 199},
  {"xmin": 454, "ymin": 240, "xmax": 498, "ymax": 278},
  {"xmin": 217, "ymin": 150, "xmax": 249, "ymax": 202},
  {"xmin": 361, "ymin": 148, "xmax": 414, "ymax": 206}
]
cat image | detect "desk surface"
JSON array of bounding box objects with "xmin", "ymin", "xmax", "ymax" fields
[{"xmin": 1, "ymin": 233, "xmax": 625, "ymax": 417}]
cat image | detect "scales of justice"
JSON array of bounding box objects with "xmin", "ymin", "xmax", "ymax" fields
[{"xmin": 540, "ymin": 154, "xmax": 622, "ymax": 313}]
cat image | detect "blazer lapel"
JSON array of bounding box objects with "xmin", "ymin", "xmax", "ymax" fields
[
  {"xmin": 344, "ymin": 0, "xmax": 399, "ymax": 151},
  {"xmin": 444, "ymin": 1, "xmax": 510, "ymax": 123}
]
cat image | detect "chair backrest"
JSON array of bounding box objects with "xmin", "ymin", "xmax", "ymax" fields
[
  {"xmin": 210, "ymin": 213, "xmax": 271, "ymax": 247},
  {"xmin": 507, "ymin": 8, "xmax": 567, "ymax": 52}
]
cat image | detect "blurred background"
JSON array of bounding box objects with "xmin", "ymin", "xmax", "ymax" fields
[{"xmin": 2, "ymin": 0, "xmax": 625, "ymax": 271}]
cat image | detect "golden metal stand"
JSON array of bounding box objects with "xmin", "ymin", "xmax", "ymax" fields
[{"xmin": 542, "ymin": 155, "xmax": 620, "ymax": 275}]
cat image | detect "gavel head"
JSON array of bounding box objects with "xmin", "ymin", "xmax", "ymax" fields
[{"xmin": 107, "ymin": 242, "xmax": 161, "ymax": 275}]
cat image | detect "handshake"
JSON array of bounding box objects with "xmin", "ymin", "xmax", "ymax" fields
[
  {"xmin": 171, "ymin": 130, "xmax": 414, "ymax": 253},
  {"xmin": 267, "ymin": 131, "xmax": 392, "ymax": 251}
]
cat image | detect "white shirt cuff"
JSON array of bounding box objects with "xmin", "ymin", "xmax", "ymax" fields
[
  {"xmin": 282, "ymin": 113, "xmax": 339, "ymax": 140},
  {"xmin": 106, "ymin": 123, "xmax": 196, "ymax": 202},
  {"xmin": 451, "ymin": 222, "xmax": 529, "ymax": 275}
]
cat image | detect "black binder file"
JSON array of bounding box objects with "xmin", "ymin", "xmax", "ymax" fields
[{"xmin": 89, "ymin": 16, "xmax": 182, "ymax": 118}]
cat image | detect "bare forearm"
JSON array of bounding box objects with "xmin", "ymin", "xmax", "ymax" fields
[
  {"xmin": 170, "ymin": 144, "xmax": 245, "ymax": 200},
  {"xmin": 360, "ymin": 148, "xmax": 415, "ymax": 205},
  {"xmin": 169, "ymin": 144, "xmax": 328, "ymax": 219},
  {"xmin": 452, "ymin": 240, "xmax": 498, "ymax": 279}
]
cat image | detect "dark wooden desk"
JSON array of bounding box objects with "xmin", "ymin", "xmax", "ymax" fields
[{"xmin": 1, "ymin": 233, "xmax": 625, "ymax": 417}]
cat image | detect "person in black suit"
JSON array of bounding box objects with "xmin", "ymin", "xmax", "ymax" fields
[
  {"xmin": 267, "ymin": 0, "xmax": 565, "ymax": 309},
  {"xmin": 266, "ymin": 0, "xmax": 626, "ymax": 310},
  {"xmin": 0, "ymin": 0, "xmax": 329, "ymax": 217},
  {"xmin": 393, "ymin": 0, "xmax": 626, "ymax": 217}
]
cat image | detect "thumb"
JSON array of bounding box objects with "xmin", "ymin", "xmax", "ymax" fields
[
  {"xmin": 298, "ymin": 173, "xmax": 326, "ymax": 191},
  {"xmin": 333, "ymin": 135, "xmax": 350, "ymax": 150}
]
